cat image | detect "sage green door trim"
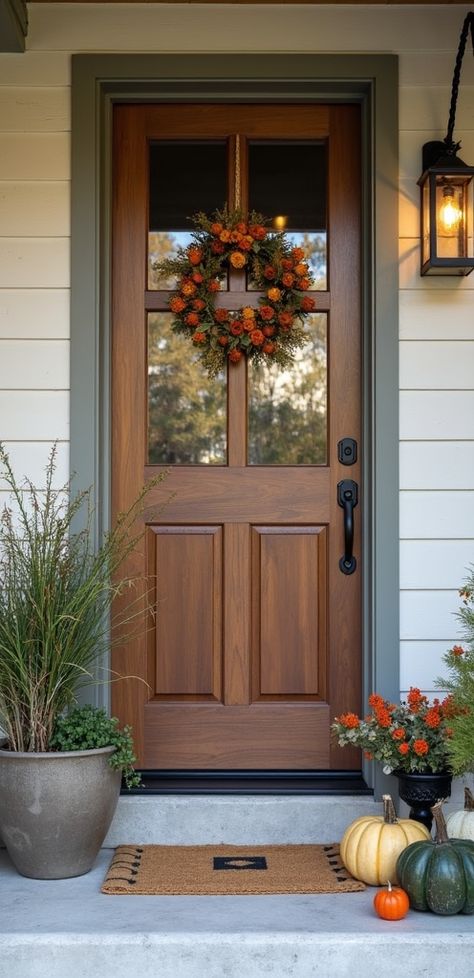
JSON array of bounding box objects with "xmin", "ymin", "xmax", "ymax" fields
[{"xmin": 71, "ymin": 54, "xmax": 399, "ymax": 796}]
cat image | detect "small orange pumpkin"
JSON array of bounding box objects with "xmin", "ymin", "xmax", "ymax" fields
[{"xmin": 373, "ymin": 880, "xmax": 410, "ymax": 920}]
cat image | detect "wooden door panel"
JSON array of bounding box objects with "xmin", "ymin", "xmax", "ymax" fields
[
  {"xmin": 150, "ymin": 526, "xmax": 222, "ymax": 699},
  {"xmin": 144, "ymin": 703, "xmax": 329, "ymax": 769},
  {"xmin": 142, "ymin": 467, "xmax": 330, "ymax": 522},
  {"xmin": 112, "ymin": 102, "xmax": 362, "ymax": 770},
  {"xmin": 251, "ymin": 526, "xmax": 327, "ymax": 698}
]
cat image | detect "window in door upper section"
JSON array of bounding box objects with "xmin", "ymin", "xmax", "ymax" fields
[
  {"xmin": 148, "ymin": 140, "xmax": 227, "ymax": 290},
  {"xmin": 248, "ymin": 140, "xmax": 327, "ymax": 291}
]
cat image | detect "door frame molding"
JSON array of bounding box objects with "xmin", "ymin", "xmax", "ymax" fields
[{"xmin": 71, "ymin": 53, "xmax": 399, "ymax": 795}]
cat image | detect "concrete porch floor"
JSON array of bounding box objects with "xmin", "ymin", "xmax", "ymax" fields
[{"xmin": 1, "ymin": 847, "xmax": 474, "ymax": 978}]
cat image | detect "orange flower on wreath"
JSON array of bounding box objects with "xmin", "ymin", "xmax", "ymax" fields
[
  {"xmin": 230, "ymin": 251, "xmax": 247, "ymax": 269},
  {"xmin": 169, "ymin": 296, "xmax": 186, "ymax": 313},
  {"xmin": 181, "ymin": 281, "xmax": 196, "ymax": 297},
  {"xmin": 214, "ymin": 308, "xmax": 229, "ymax": 324},
  {"xmin": 267, "ymin": 287, "xmax": 282, "ymax": 302},
  {"xmin": 398, "ymin": 743, "xmax": 410, "ymax": 756},
  {"xmin": 228, "ymin": 348, "xmax": 242, "ymax": 363},
  {"xmin": 259, "ymin": 305, "xmax": 275, "ymax": 321},
  {"xmin": 248, "ymin": 224, "xmax": 266, "ymax": 240},
  {"xmin": 291, "ymin": 246, "xmax": 305, "ymax": 261},
  {"xmin": 250, "ymin": 329, "xmax": 265, "ymax": 347},
  {"xmin": 278, "ymin": 311, "xmax": 293, "ymax": 329},
  {"xmin": 188, "ymin": 246, "xmax": 203, "ymax": 265},
  {"xmin": 185, "ymin": 312, "xmax": 200, "ymax": 327}
]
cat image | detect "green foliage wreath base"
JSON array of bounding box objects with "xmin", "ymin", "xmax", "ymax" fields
[{"xmin": 155, "ymin": 208, "xmax": 317, "ymax": 378}]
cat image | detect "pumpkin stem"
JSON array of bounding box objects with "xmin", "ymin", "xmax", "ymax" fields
[
  {"xmin": 464, "ymin": 787, "xmax": 474, "ymax": 812},
  {"xmin": 431, "ymin": 800, "xmax": 449, "ymax": 843},
  {"xmin": 382, "ymin": 794, "xmax": 398, "ymax": 824}
]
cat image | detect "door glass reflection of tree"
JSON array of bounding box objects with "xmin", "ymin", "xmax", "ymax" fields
[
  {"xmin": 248, "ymin": 314, "xmax": 327, "ymax": 465},
  {"xmin": 148, "ymin": 313, "xmax": 227, "ymax": 465}
]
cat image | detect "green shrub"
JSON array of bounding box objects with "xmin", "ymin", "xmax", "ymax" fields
[{"xmin": 50, "ymin": 705, "xmax": 141, "ymax": 789}]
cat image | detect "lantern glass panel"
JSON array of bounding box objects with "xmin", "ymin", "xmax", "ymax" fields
[
  {"xmin": 422, "ymin": 179, "xmax": 431, "ymax": 268},
  {"xmin": 435, "ymin": 175, "xmax": 470, "ymax": 260}
]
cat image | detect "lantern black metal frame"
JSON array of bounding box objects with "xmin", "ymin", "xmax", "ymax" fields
[{"xmin": 418, "ymin": 11, "xmax": 474, "ymax": 275}]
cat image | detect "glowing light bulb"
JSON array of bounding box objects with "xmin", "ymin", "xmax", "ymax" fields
[
  {"xmin": 273, "ymin": 215, "xmax": 288, "ymax": 230},
  {"xmin": 438, "ymin": 185, "xmax": 462, "ymax": 233}
]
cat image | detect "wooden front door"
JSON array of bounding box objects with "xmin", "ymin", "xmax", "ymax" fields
[{"xmin": 112, "ymin": 103, "xmax": 361, "ymax": 770}]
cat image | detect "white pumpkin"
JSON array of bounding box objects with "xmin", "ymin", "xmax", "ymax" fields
[
  {"xmin": 446, "ymin": 787, "xmax": 474, "ymax": 841},
  {"xmin": 340, "ymin": 794, "xmax": 430, "ymax": 886}
]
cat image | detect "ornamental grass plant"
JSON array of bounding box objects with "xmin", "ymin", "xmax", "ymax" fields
[
  {"xmin": 0, "ymin": 443, "xmax": 164, "ymax": 758},
  {"xmin": 436, "ymin": 570, "xmax": 474, "ymax": 775},
  {"xmin": 332, "ymin": 687, "xmax": 457, "ymax": 775}
]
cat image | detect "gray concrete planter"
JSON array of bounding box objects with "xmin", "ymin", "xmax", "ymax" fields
[{"xmin": 0, "ymin": 746, "xmax": 121, "ymax": 879}]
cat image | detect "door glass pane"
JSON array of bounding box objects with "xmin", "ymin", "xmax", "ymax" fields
[
  {"xmin": 148, "ymin": 141, "xmax": 227, "ymax": 290},
  {"xmin": 248, "ymin": 141, "xmax": 327, "ymax": 290},
  {"xmin": 148, "ymin": 313, "xmax": 227, "ymax": 464},
  {"xmin": 248, "ymin": 313, "xmax": 327, "ymax": 465}
]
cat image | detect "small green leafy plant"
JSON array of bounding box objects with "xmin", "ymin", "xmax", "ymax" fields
[
  {"xmin": 437, "ymin": 569, "xmax": 474, "ymax": 775},
  {"xmin": 51, "ymin": 706, "xmax": 141, "ymax": 789}
]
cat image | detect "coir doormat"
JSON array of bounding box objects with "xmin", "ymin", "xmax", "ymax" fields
[{"xmin": 101, "ymin": 843, "xmax": 365, "ymax": 895}]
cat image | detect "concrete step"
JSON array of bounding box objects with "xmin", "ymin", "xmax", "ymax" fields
[
  {"xmin": 104, "ymin": 794, "xmax": 381, "ymax": 846},
  {"xmin": 2, "ymin": 848, "xmax": 473, "ymax": 978}
]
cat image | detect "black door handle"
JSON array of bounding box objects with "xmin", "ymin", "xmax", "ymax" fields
[{"xmin": 337, "ymin": 479, "xmax": 358, "ymax": 575}]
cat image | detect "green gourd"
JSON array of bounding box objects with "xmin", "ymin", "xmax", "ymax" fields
[{"xmin": 396, "ymin": 801, "xmax": 474, "ymax": 915}]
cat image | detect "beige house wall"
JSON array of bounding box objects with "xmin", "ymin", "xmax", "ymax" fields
[{"xmin": 0, "ymin": 2, "xmax": 474, "ymax": 698}]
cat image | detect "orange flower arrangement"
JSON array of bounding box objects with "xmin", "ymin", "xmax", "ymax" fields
[
  {"xmin": 155, "ymin": 207, "xmax": 316, "ymax": 377},
  {"xmin": 332, "ymin": 688, "xmax": 458, "ymax": 774}
]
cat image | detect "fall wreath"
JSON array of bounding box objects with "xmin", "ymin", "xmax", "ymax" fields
[{"xmin": 155, "ymin": 208, "xmax": 316, "ymax": 377}]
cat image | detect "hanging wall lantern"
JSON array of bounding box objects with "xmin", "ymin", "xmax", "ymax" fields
[{"xmin": 418, "ymin": 12, "xmax": 474, "ymax": 275}]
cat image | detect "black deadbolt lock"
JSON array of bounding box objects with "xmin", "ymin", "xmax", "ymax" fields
[{"xmin": 338, "ymin": 438, "xmax": 357, "ymax": 466}]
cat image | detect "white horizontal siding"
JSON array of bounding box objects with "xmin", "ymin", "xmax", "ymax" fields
[
  {"xmin": 400, "ymin": 391, "xmax": 474, "ymax": 440},
  {"xmin": 0, "ymin": 390, "xmax": 69, "ymax": 440},
  {"xmin": 0, "ymin": 134, "xmax": 70, "ymax": 180},
  {"xmin": 400, "ymin": 341, "xmax": 474, "ymax": 390},
  {"xmin": 400, "ymin": 590, "xmax": 463, "ymax": 641},
  {"xmin": 400, "ymin": 642, "xmax": 455, "ymax": 692},
  {"xmin": 0, "ymin": 52, "xmax": 70, "ymax": 87},
  {"xmin": 0, "ymin": 182, "xmax": 69, "ymax": 236},
  {"xmin": 400, "ymin": 442, "xmax": 474, "ymax": 490},
  {"xmin": 0, "ymin": 3, "xmax": 473, "ymax": 704},
  {"xmin": 400, "ymin": 290, "xmax": 474, "ymax": 340},
  {"xmin": 400, "ymin": 541, "xmax": 474, "ymax": 590},
  {"xmin": 0, "ymin": 440, "xmax": 69, "ymax": 490},
  {"xmin": 0, "ymin": 339, "xmax": 69, "ymax": 389},
  {"xmin": 0, "ymin": 290, "xmax": 69, "ymax": 339},
  {"xmin": 400, "ymin": 492, "xmax": 474, "ymax": 540},
  {"xmin": 0, "ymin": 88, "xmax": 69, "ymax": 132},
  {"xmin": 399, "ymin": 86, "xmax": 474, "ymax": 131},
  {"xmin": 0, "ymin": 238, "xmax": 69, "ymax": 288}
]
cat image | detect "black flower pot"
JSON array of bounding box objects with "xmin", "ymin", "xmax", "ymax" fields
[{"xmin": 395, "ymin": 770, "xmax": 452, "ymax": 832}]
